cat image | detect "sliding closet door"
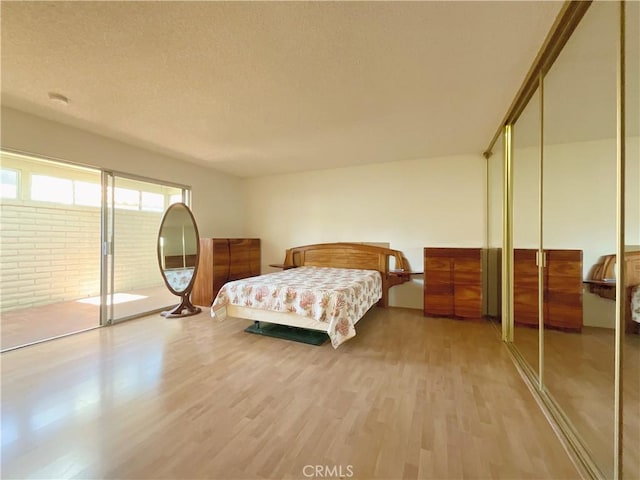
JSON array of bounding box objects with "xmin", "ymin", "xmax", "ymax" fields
[
  {"xmin": 542, "ymin": 2, "xmax": 618, "ymax": 477},
  {"xmin": 103, "ymin": 173, "xmax": 186, "ymax": 324},
  {"xmin": 512, "ymin": 89, "xmax": 541, "ymax": 375},
  {"xmin": 623, "ymin": 3, "xmax": 640, "ymax": 478}
]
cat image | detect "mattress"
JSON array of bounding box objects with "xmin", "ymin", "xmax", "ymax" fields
[{"xmin": 211, "ymin": 266, "xmax": 383, "ymax": 347}]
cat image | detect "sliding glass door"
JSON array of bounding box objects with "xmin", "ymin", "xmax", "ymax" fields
[
  {"xmin": 0, "ymin": 150, "xmax": 191, "ymax": 349},
  {"xmin": 103, "ymin": 172, "xmax": 187, "ymax": 324},
  {"xmin": 0, "ymin": 151, "xmax": 102, "ymax": 349}
]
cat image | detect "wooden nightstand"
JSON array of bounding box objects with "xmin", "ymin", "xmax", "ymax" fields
[
  {"xmin": 388, "ymin": 269, "xmax": 423, "ymax": 279},
  {"xmin": 269, "ymin": 263, "xmax": 297, "ymax": 270}
]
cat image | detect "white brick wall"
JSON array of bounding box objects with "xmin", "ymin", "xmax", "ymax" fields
[
  {"xmin": 0, "ymin": 200, "xmax": 164, "ymax": 312},
  {"xmin": 113, "ymin": 208, "xmax": 164, "ymax": 292}
]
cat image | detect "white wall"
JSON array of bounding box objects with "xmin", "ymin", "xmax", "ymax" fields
[
  {"xmin": 0, "ymin": 107, "xmax": 247, "ymax": 238},
  {"xmin": 243, "ymin": 154, "xmax": 486, "ymax": 309}
]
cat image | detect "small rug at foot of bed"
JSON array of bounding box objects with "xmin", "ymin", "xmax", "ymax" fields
[{"xmin": 244, "ymin": 322, "xmax": 328, "ymax": 346}]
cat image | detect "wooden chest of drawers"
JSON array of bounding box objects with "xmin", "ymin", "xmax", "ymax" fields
[
  {"xmin": 424, "ymin": 248, "xmax": 483, "ymax": 319},
  {"xmin": 192, "ymin": 238, "xmax": 260, "ymax": 306}
]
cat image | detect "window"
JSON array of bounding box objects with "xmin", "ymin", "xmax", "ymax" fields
[
  {"xmin": 74, "ymin": 181, "xmax": 101, "ymax": 207},
  {"xmin": 0, "ymin": 168, "xmax": 19, "ymax": 199},
  {"xmin": 114, "ymin": 187, "xmax": 139, "ymax": 210},
  {"xmin": 31, "ymin": 175, "xmax": 73, "ymax": 204},
  {"xmin": 11, "ymin": 164, "xmax": 185, "ymax": 210},
  {"xmin": 169, "ymin": 193, "xmax": 183, "ymax": 205},
  {"xmin": 141, "ymin": 192, "xmax": 164, "ymax": 212}
]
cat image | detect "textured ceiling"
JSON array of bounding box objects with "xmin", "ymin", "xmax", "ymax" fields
[{"xmin": 1, "ymin": 1, "xmax": 563, "ymax": 178}]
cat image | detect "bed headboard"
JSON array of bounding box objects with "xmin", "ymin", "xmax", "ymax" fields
[{"xmin": 282, "ymin": 242, "xmax": 411, "ymax": 307}]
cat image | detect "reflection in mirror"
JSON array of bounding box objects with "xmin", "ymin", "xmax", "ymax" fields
[
  {"xmin": 512, "ymin": 89, "xmax": 541, "ymax": 376},
  {"xmin": 157, "ymin": 202, "xmax": 201, "ymax": 318},
  {"xmin": 543, "ymin": 2, "xmax": 617, "ymax": 476},
  {"xmin": 624, "ymin": 2, "xmax": 640, "ymax": 478}
]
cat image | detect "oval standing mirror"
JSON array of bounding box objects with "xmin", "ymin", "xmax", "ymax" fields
[{"xmin": 157, "ymin": 202, "xmax": 201, "ymax": 317}]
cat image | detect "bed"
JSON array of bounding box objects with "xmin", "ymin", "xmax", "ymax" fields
[
  {"xmin": 630, "ymin": 285, "xmax": 640, "ymax": 333},
  {"xmin": 164, "ymin": 267, "xmax": 196, "ymax": 292},
  {"xmin": 587, "ymin": 251, "xmax": 640, "ymax": 333},
  {"xmin": 210, "ymin": 242, "xmax": 411, "ymax": 347}
]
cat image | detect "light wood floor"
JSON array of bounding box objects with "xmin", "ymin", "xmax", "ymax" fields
[
  {"xmin": 514, "ymin": 325, "xmax": 640, "ymax": 479},
  {"xmin": 0, "ymin": 308, "xmax": 579, "ymax": 479}
]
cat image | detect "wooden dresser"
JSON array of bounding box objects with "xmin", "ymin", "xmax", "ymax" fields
[
  {"xmin": 514, "ymin": 248, "xmax": 583, "ymax": 332},
  {"xmin": 513, "ymin": 249, "xmax": 539, "ymax": 327},
  {"xmin": 423, "ymin": 248, "xmax": 483, "ymax": 319},
  {"xmin": 192, "ymin": 238, "xmax": 260, "ymax": 306}
]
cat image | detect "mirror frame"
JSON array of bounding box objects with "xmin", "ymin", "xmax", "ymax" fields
[{"xmin": 157, "ymin": 202, "xmax": 202, "ymax": 318}]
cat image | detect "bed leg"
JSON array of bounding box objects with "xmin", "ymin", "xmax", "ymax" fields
[{"xmin": 253, "ymin": 320, "xmax": 261, "ymax": 330}]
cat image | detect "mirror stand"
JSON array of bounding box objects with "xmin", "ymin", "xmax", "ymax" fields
[
  {"xmin": 161, "ymin": 293, "xmax": 201, "ymax": 318},
  {"xmin": 157, "ymin": 202, "xmax": 202, "ymax": 319}
]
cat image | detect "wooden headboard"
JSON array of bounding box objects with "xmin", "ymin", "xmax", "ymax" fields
[{"xmin": 282, "ymin": 242, "xmax": 411, "ymax": 307}]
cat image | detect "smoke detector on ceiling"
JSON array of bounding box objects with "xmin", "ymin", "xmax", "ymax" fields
[{"xmin": 48, "ymin": 92, "xmax": 69, "ymax": 106}]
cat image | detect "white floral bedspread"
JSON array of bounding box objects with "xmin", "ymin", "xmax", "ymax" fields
[
  {"xmin": 632, "ymin": 285, "xmax": 640, "ymax": 324},
  {"xmin": 211, "ymin": 266, "xmax": 382, "ymax": 348}
]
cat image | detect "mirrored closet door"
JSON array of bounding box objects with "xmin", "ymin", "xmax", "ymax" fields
[
  {"xmin": 623, "ymin": 3, "xmax": 639, "ymax": 479},
  {"xmin": 495, "ymin": 1, "xmax": 638, "ymax": 478},
  {"xmin": 512, "ymin": 89, "xmax": 541, "ymax": 376},
  {"xmin": 543, "ymin": 2, "xmax": 618, "ymax": 477}
]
